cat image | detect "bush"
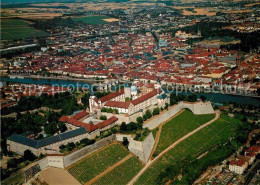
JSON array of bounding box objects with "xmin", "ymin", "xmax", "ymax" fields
[
  {"xmin": 145, "ymin": 110, "xmax": 152, "ymax": 119},
  {"xmin": 67, "ymin": 142, "xmax": 76, "ymax": 151},
  {"xmin": 122, "ymin": 137, "xmax": 129, "ymax": 147},
  {"xmin": 120, "ymin": 122, "xmax": 127, "ymax": 132},
  {"xmin": 7, "ymin": 158, "xmax": 18, "ymax": 169},
  {"xmin": 101, "ymin": 107, "xmax": 108, "ymax": 112},
  {"xmin": 153, "ymin": 107, "xmax": 160, "ymax": 116},
  {"xmin": 136, "ymin": 116, "xmax": 144, "ymax": 124},
  {"xmin": 100, "ymin": 115, "xmax": 107, "ymax": 120},
  {"xmin": 23, "ymin": 150, "xmax": 36, "ymax": 161},
  {"xmin": 59, "ymin": 144, "xmax": 66, "ymax": 150}
]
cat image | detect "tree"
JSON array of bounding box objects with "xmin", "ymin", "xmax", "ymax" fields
[
  {"xmin": 143, "ymin": 114, "xmax": 148, "ymax": 121},
  {"xmin": 81, "ymin": 93, "xmax": 90, "ymax": 107},
  {"xmin": 145, "ymin": 110, "xmax": 152, "ymax": 119},
  {"xmin": 67, "ymin": 142, "xmax": 76, "ymax": 151},
  {"xmin": 136, "ymin": 116, "xmax": 144, "ymax": 124},
  {"xmin": 122, "ymin": 137, "xmax": 129, "ymax": 147},
  {"xmin": 120, "ymin": 122, "xmax": 127, "ymax": 132},
  {"xmin": 164, "ymin": 103, "xmax": 169, "ymax": 110},
  {"xmin": 24, "ymin": 150, "xmax": 36, "ymax": 161},
  {"xmin": 7, "ymin": 158, "xmax": 18, "ymax": 169},
  {"xmin": 200, "ymin": 95, "xmax": 207, "ymax": 102},
  {"xmin": 59, "ymin": 144, "xmax": 66, "ymax": 150},
  {"xmin": 100, "ymin": 115, "xmax": 107, "ymax": 120},
  {"xmin": 127, "ymin": 122, "xmax": 137, "ymax": 131},
  {"xmin": 58, "ymin": 122, "xmax": 67, "ymax": 133},
  {"xmin": 153, "ymin": 108, "xmax": 160, "ymax": 116},
  {"xmin": 187, "ymin": 94, "xmax": 197, "ymax": 102},
  {"xmin": 44, "ymin": 122, "xmax": 58, "ymax": 135}
]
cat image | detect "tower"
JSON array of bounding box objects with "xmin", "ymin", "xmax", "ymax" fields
[{"xmin": 124, "ymin": 83, "xmax": 131, "ymax": 99}]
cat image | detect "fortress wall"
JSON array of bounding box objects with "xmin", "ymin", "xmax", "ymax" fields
[
  {"xmin": 144, "ymin": 101, "xmax": 215, "ymax": 130},
  {"xmin": 144, "ymin": 104, "xmax": 181, "ymax": 130},
  {"xmin": 142, "ymin": 133, "xmax": 155, "ymax": 163},
  {"xmin": 63, "ymin": 134, "xmax": 116, "ymax": 168},
  {"xmin": 116, "ymin": 134, "xmax": 132, "ymax": 142},
  {"xmin": 128, "ymin": 139, "xmax": 145, "ymax": 162},
  {"xmin": 47, "ymin": 155, "xmax": 64, "ymax": 169},
  {"xmin": 38, "ymin": 157, "xmax": 48, "ymax": 170},
  {"xmin": 128, "ymin": 133, "xmax": 155, "ymax": 164}
]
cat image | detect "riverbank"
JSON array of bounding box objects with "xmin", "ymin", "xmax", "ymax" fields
[
  {"xmin": 1, "ymin": 76, "xmax": 260, "ymax": 106},
  {"xmin": 6, "ymin": 74, "xmax": 105, "ymax": 84}
]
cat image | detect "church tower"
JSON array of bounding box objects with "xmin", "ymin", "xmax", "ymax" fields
[{"xmin": 124, "ymin": 83, "xmax": 131, "ymax": 99}]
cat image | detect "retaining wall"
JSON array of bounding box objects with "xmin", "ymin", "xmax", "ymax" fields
[
  {"xmin": 63, "ymin": 134, "xmax": 116, "ymax": 168},
  {"xmin": 144, "ymin": 101, "xmax": 215, "ymax": 130}
]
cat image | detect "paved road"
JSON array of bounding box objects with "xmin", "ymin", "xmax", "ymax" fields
[
  {"xmin": 244, "ymin": 160, "xmax": 260, "ymax": 185},
  {"xmin": 127, "ymin": 112, "xmax": 220, "ymax": 185}
]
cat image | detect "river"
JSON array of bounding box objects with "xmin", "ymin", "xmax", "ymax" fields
[{"xmin": 1, "ymin": 77, "xmax": 260, "ymax": 106}]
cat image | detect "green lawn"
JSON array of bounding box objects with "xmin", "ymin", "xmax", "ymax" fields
[
  {"xmin": 156, "ymin": 110, "xmax": 215, "ymax": 154},
  {"xmin": 1, "ymin": 19, "xmax": 48, "ymax": 40},
  {"xmin": 135, "ymin": 114, "xmax": 240, "ymax": 185},
  {"xmin": 67, "ymin": 143, "xmax": 129, "ymax": 184},
  {"xmin": 73, "ymin": 15, "xmax": 112, "ymax": 25},
  {"xmin": 92, "ymin": 156, "xmax": 144, "ymax": 185}
]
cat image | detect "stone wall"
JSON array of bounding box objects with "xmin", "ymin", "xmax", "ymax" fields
[
  {"xmin": 47, "ymin": 155, "xmax": 64, "ymax": 169},
  {"xmin": 38, "ymin": 157, "xmax": 48, "ymax": 170},
  {"xmin": 144, "ymin": 101, "xmax": 215, "ymax": 130},
  {"xmin": 128, "ymin": 133, "xmax": 155, "ymax": 164},
  {"xmin": 116, "ymin": 134, "xmax": 132, "ymax": 142},
  {"xmin": 142, "ymin": 133, "xmax": 155, "ymax": 163},
  {"xmin": 144, "ymin": 103, "xmax": 181, "ymax": 130},
  {"xmin": 63, "ymin": 134, "xmax": 116, "ymax": 168}
]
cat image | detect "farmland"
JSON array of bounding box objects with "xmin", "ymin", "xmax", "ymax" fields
[
  {"xmin": 156, "ymin": 110, "xmax": 215, "ymax": 154},
  {"xmin": 1, "ymin": 19, "xmax": 48, "ymax": 40},
  {"xmin": 73, "ymin": 15, "xmax": 114, "ymax": 25},
  {"xmin": 67, "ymin": 143, "xmax": 129, "ymax": 184},
  {"xmin": 92, "ymin": 156, "xmax": 144, "ymax": 185},
  {"xmin": 135, "ymin": 114, "xmax": 240, "ymax": 185}
]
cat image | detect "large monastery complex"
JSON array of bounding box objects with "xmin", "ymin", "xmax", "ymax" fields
[{"xmin": 89, "ymin": 83, "xmax": 169, "ymax": 117}]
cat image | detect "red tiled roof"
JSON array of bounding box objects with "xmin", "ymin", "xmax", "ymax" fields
[
  {"xmin": 59, "ymin": 116, "xmax": 69, "ymax": 122},
  {"xmin": 230, "ymin": 159, "xmax": 245, "ymax": 167},
  {"xmin": 131, "ymin": 89, "xmax": 160, "ymax": 105},
  {"xmin": 100, "ymin": 88, "xmax": 124, "ymax": 103},
  {"xmin": 72, "ymin": 110, "xmax": 89, "ymax": 120},
  {"xmin": 97, "ymin": 116, "xmax": 118, "ymax": 129},
  {"xmin": 84, "ymin": 123, "xmax": 98, "ymax": 132},
  {"xmin": 104, "ymin": 101, "xmax": 130, "ymax": 109}
]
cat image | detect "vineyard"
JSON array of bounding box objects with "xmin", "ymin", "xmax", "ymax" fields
[
  {"xmin": 67, "ymin": 143, "xmax": 129, "ymax": 184},
  {"xmin": 135, "ymin": 114, "xmax": 240, "ymax": 185},
  {"xmin": 92, "ymin": 156, "xmax": 144, "ymax": 185},
  {"xmin": 156, "ymin": 110, "xmax": 215, "ymax": 154}
]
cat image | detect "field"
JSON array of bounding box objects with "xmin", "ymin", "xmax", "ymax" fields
[
  {"xmin": 92, "ymin": 156, "xmax": 144, "ymax": 185},
  {"xmin": 135, "ymin": 114, "xmax": 240, "ymax": 185},
  {"xmin": 73, "ymin": 15, "xmax": 115, "ymax": 25},
  {"xmin": 173, "ymin": 6, "xmax": 217, "ymax": 16},
  {"xmin": 1, "ymin": 19, "xmax": 48, "ymax": 40},
  {"xmin": 67, "ymin": 143, "xmax": 129, "ymax": 184},
  {"xmin": 156, "ymin": 110, "xmax": 215, "ymax": 154}
]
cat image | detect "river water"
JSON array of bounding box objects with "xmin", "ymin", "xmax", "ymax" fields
[{"xmin": 1, "ymin": 77, "xmax": 260, "ymax": 106}]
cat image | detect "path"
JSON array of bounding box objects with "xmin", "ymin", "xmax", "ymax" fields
[
  {"xmin": 127, "ymin": 112, "xmax": 220, "ymax": 185},
  {"xmin": 85, "ymin": 153, "xmax": 133, "ymax": 185},
  {"xmin": 149, "ymin": 109, "xmax": 185, "ymax": 160}
]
